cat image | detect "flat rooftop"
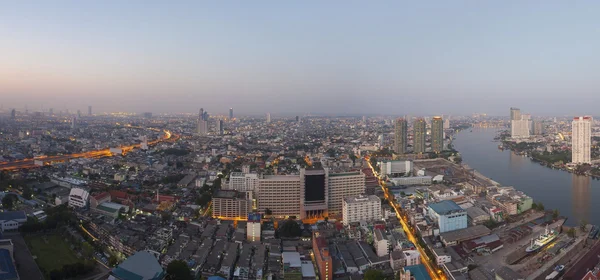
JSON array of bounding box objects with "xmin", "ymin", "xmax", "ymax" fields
[{"xmin": 440, "ymin": 225, "xmax": 491, "ymax": 244}]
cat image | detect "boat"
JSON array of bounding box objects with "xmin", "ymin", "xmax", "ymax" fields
[{"xmin": 526, "ymin": 226, "xmax": 558, "ymax": 253}]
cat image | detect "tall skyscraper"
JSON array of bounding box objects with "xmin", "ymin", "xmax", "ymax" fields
[
  {"xmin": 431, "ymin": 116, "xmax": 444, "ymax": 153},
  {"xmin": 510, "ymin": 107, "xmax": 521, "ymax": 121},
  {"xmin": 88, "ymin": 106, "xmax": 92, "ymax": 116},
  {"xmin": 197, "ymin": 108, "xmax": 208, "ymax": 135},
  {"xmin": 229, "ymin": 108, "xmax": 233, "ymax": 119},
  {"xmin": 10, "ymin": 109, "xmax": 15, "ymax": 120},
  {"xmin": 394, "ymin": 118, "xmax": 408, "ymax": 154},
  {"xmin": 413, "ymin": 118, "xmax": 426, "ymax": 154},
  {"xmin": 532, "ymin": 120, "xmax": 544, "ymax": 135},
  {"xmin": 295, "ymin": 116, "xmax": 300, "ymax": 122},
  {"xmin": 510, "ymin": 107, "xmax": 530, "ymax": 139},
  {"xmin": 217, "ymin": 119, "xmax": 224, "ymax": 135},
  {"xmin": 266, "ymin": 113, "xmax": 271, "ymax": 123},
  {"xmin": 200, "ymin": 108, "xmax": 204, "ymax": 120},
  {"xmin": 49, "ymin": 108, "xmax": 53, "ymax": 115},
  {"xmin": 572, "ymin": 116, "xmax": 592, "ymax": 164},
  {"xmin": 71, "ymin": 116, "xmax": 77, "ymax": 129},
  {"xmin": 77, "ymin": 110, "xmax": 81, "ymax": 118}
]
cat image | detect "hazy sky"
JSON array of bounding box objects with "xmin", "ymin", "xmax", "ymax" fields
[{"xmin": 2, "ymin": 1, "xmax": 600, "ymax": 116}]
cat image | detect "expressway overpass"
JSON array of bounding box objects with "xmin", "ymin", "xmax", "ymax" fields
[{"xmin": 0, "ymin": 130, "xmax": 178, "ymax": 171}]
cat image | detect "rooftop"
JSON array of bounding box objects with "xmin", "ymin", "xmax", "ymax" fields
[
  {"xmin": 0, "ymin": 249, "xmax": 18, "ymax": 280},
  {"xmin": 428, "ymin": 200, "xmax": 464, "ymax": 215},
  {"xmin": 0, "ymin": 211, "xmax": 26, "ymax": 221},
  {"xmin": 440, "ymin": 225, "xmax": 492, "ymax": 244},
  {"xmin": 111, "ymin": 251, "xmax": 165, "ymax": 280}
]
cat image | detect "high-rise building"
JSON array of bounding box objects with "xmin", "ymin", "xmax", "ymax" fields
[
  {"xmin": 431, "ymin": 116, "xmax": 444, "ymax": 153},
  {"xmin": 49, "ymin": 108, "xmax": 53, "ymax": 115},
  {"xmin": 394, "ymin": 118, "xmax": 408, "ymax": 154},
  {"xmin": 327, "ymin": 170, "xmax": 366, "ymax": 216},
  {"xmin": 71, "ymin": 116, "xmax": 77, "ymax": 129},
  {"xmin": 10, "ymin": 109, "xmax": 15, "ymax": 119},
  {"xmin": 143, "ymin": 112, "xmax": 153, "ymax": 118},
  {"xmin": 200, "ymin": 108, "xmax": 204, "ymax": 120},
  {"xmin": 532, "ymin": 120, "xmax": 544, "ymax": 135},
  {"xmin": 77, "ymin": 110, "xmax": 81, "ymax": 118},
  {"xmin": 300, "ymin": 167, "xmax": 328, "ymax": 219},
  {"xmin": 216, "ymin": 119, "xmax": 224, "ymax": 135},
  {"xmin": 572, "ymin": 116, "xmax": 592, "ymax": 164},
  {"xmin": 510, "ymin": 107, "xmax": 521, "ymax": 121},
  {"xmin": 212, "ymin": 190, "xmax": 252, "ymax": 219},
  {"xmin": 295, "ymin": 116, "xmax": 300, "ymax": 122},
  {"xmin": 362, "ymin": 116, "xmax": 367, "ymax": 123},
  {"xmin": 443, "ymin": 118, "xmax": 450, "ymax": 129},
  {"xmin": 342, "ymin": 195, "xmax": 381, "ymax": 225},
  {"xmin": 197, "ymin": 108, "xmax": 208, "ymax": 135},
  {"xmin": 257, "ymin": 175, "xmax": 301, "ymax": 218},
  {"xmin": 227, "ymin": 172, "xmax": 260, "ymax": 192},
  {"xmin": 229, "ymin": 108, "xmax": 233, "ymax": 119},
  {"xmin": 88, "ymin": 106, "xmax": 92, "ymax": 116},
  {"xmin": 413, "ymin": 118, "xmax": 426, "ymax": 154},
  {"xmin": 378, "ymin": 134, "xmax": 385, "ymax": 148},
  {"xmin": 266, "ymin": 113, "xmax": 271, "ymax": 123}
]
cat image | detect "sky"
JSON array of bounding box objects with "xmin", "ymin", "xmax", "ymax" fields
[{"xmin": 2, "ymin": 1, "xmax": 600, "ymax": 116}]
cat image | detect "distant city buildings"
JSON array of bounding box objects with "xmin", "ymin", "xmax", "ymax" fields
[
  {"xmin": 266, "ymin": 113, "xmax": 271, "ymax": 123},
  {"xmin": 229, "ymin": 107, "xmax": 234, "ymax": 119},
  {"xmin": 88, "ymin": 105, "xmax": 92, "ymax": 116},
  {"xmin": 572, "ymin": 116, "xmax": 592, "ymax": 164},
  {"xmin": 532, "ymin": 120, "xmax": 544, "ymax": 135},
  {"xmin": 413, "ymin": 118, "xmax": 426, "ymax": 154},
  {"xmin": 394, "ymin": 118, "xmax": 408, "ymax": 154},
  {"xmin": 431, "ymin": 116, "xmax": 443, "ymax": 153}
]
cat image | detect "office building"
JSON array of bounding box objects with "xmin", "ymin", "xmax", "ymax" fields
[
  {"xmin": 427, "ymin": 200, "xmax": 467, "ymax": 233},
  {"xmin": 71, "ymin": 116, "xmax": 77, "ymax": 129},
  {"xmin": 10, "ymin": 109, "xmax": 15, "ymax": 120},
  {"xmin": 431, "ymin": 116, "xmax": 444, "ymax": 153},
  {"xmin": 394, "ymin": 118, "xmax": 408, "ymax": 154},
  {"xmin": 342, "ymin": 195, "xmax": 382, "ymax": 225},
  {"xmin": 300, "ymin": 167, "xmax": 328, "ymax": 219},
  {"xmin": 327, "ymin": 170, "xmax": 366, "ymax": 216},
  {"xmin": 229, "ymin": 107, "xmax": 234, "ymax": 119},
  {"xmin": 510, "ymin": 107, "xmax": 521, "ymax": 121},
  {"xmin": 212, "ymin": 190, "xmax": 252, "ymax": 219},
  {"xmin": 247, "ymin": 213, "xmax": 261, "ymax": 242},
  {"xmin": 413, "ymin": 118, "xmax": 426, "ymax": 154},
  {"xmin": 216, "ymin": 119, "xmax": 224, "ymax": 135},
  {"xmin": 197, "ymin": 120, "xmax": 208, "ymax": 135},
  {"xmin": 572, "ymin": 116, "xmax": 592, "ymax": 164},
  {"xmin": 313, "ymin": 232, "xmax": 332, "ymax": 280},
  {"xmin": 88, "ymin": 106, "xmax": 92, "ymax": 116},
  {"xmin": 257, "ymin": 175, "xmax": 301, "ymax": 218},
  {"xmin": 266, "ymin": 113, "xmax": 271, "ymax": 123}
]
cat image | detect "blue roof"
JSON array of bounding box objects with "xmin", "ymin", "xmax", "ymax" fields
[
  {"xmin": 207, "ymin": 277, "xmax": 226, "ymax": 280},
  {"xmin": 0, "ymin": 211, "xmax": 27, "ymax": 221},
  {"xmin": 428, "ymin": 200, "xmax": 463, "ymax": 215},
  {"xmin": 405, "ymin": 264, "xmax": 432, "ymax": 280},
  {"xmin": 0, "ymin": 249, "xmax": 18, "ymax": 280}
]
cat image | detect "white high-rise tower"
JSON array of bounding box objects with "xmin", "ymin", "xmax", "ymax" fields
[
  {"xmin": 572, "ymin": 116, "xmax": 592, "ymax": 164},
  {"xmin": 266, "ymin": 113, "xmax": 271, "ymax": 123}
]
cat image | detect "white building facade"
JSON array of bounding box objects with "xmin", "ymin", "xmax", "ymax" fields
[
  {"xmin": 68, "ymin": 187, "xmax": 90, "ymax": 208},
  {"xmin": 327, "ymin": 171, "xmax": 366, "ymax": 216},
  {"xmin": 342, "ymin": 195, "xmax": 382, "ymax": 225},
  {"xmin": 572, "ymin": 116, "xmax": 592, "ymax": 164},
  {"xmin": 257, "ymin": 175, "xmax": 301, "ymax": 218}
]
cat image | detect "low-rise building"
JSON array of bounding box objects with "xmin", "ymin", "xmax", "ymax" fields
[
  {"xmin": 427, "ymin": 200, "xmax": 467, "ymax": 233},
  {"xmin": 69, "ymin": 187, "xmax": 90, "ymax": 208},
  {"xmin": 373, "ymin": 228, "xmax": 389, "ymax": 257},
  {"xmin": 0, "ymin": 211, "xmax": 27, "ymax": 231}
]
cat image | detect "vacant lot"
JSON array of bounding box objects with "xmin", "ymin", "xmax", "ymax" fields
[{"xmin": 25, "ymin": 234, "xmax": 79, "ymax": 273}]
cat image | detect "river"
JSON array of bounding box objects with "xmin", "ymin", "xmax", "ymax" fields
[{"xmin": 453, "ymin": 128, "xmax": 594, "ymax": 227}]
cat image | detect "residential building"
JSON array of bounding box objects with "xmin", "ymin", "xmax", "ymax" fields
[
  {"xmin": 532, "ymin": 120, "xmax": 544, "ymax": 135},
  {"xmin": 373, "ymin": 228, "xmax": 389, "ymax": 257},
  {"xmin": 511, "ymin": 118, "xmax": 530, "ymax": 139},
  {"xmin": 69, "ymin": 187, "xmax": 90, "ymax": 208},
  {"xmin": 212, "ymin": 190, "xmax": 252, "ymax": 219},
  {"xmin": 110, "ymin": 251, "xmax": 165, "ymax": 280},
  {"xmin": 342, "ymin": 195, "xmax": 382, "ymax": 225},
  {"xmin": 313, "ymin": 232, "xmax": 332, "ymax": 280},
  {"xmin": 413, "ymin": 118, "xmax": 426, "ymax": 154},
  {"xmin": 394, "ymin": 118, "xmax": 408, "ymax": 154},
  {"xmin": 327, "ymin": 170, "xmax": 365, "ymax": 216},
  {"xmin": 427, "ymin": 200, "xmax": 467, "ymax": 233},
  {"xmin": 257, "ymin": 175, "xmax": 301, "ymax": 218},
  {"xmin": 572, "ymin": 116, "xmax": 592, "ymax": 164},
  {"xmin": 227, "ymin": 172, "xmax": 260, "ymax": 192},
  {"xmin": 431, "ymin": 116, "xmax": 443, "ymax": 153},
  {"xmin": 510, "ymin": 107, "xmax": 521, "ymax": 121}
]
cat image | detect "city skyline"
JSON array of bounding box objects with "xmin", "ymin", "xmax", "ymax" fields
[{"xmin": 4, "ymin": 2, "xmax": 600, "ymax": 115}]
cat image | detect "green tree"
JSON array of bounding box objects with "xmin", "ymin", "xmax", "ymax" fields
[
  {"xmin": 364, "ymin": 269, "xmax": 385, "ymax": 280},
  {"xmin": 2, "ymin": 195, "xmax": 15, "ymax": 210},
  {"xmin": 537, "ymin": 202, "xmax": 545, "ymax": 211},
  {"xmin": 581, "ymin": 219, "xmax": 588, "ymax": 232},
  {"xmin": 22, "ymin": 186, "xmax": 34, "ymax": 199},
  {"xmin": 279, "ymin": 218, "xmax": 302, "ymax": 238},
  {"xmin": 166, "ymin": 260, "xmax": 193, "ymax": 280},
  {"xmin": 552, "ymin": 209, "xmax": 559, "ymax": 220},
  {"xmin": 108, "ymin": 256, "xmax": 119, "ymax": 267},
  {"xmin": 531, "ymin": 202, "xmax": 538, "ymax": 211}
]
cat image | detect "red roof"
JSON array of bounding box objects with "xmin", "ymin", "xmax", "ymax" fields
[
  {"xmin": 153, "ymin": 194, "xmax": 177, "ymax": 203},
  {"xmin": 582, "ymin": 271, "xmax": 599, "ymax": 280},
  {"xmin": 109, "ymin": 190, "xmax": 129, "ymax": 200},
  {"xmin": 92, "ymin": 192, "xmax": 110, "ymax": 201}
]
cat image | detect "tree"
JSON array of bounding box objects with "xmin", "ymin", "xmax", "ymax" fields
[
  {"xmin": 567, "ymin": 228, "xmax": 576, "ymax": 238},
  {"xmin": 279, "ymin": 218, "xmax": 302, "ymax": 238},
  {"xmin": 108, "ymin": 255, "xmax": 118, "ymax": 267},
  {"xmin": 581, "ymin": 219, "xmax": 588, "ymax": 232},
  {"xmin": 82, "ymin": 242, "xmax": 94, "ymax": 258},
  {"xmin": 166, "ymin": 260, "xmax": 193, "ymax": 280},
  {"xmin": 552, "ymin": 209, "xmax": 559, "ymax": 220},
  {"xmin": 2, "ymin": 195, "xmax": 15, "ymax": 210},
  {"xmin": 22, "ymin": 186, "xmax": 33, "ymax": 199},
  {"xmin": 364, "ymin": 269, "xmax": 385, "ymax": 280},
  {"xmin": 531, "ymin": 202, "xmax": 538, "ymax": 211},
  {"xmin": 537, "ymin": 202, "xmax": 545, "ymax": 211}
]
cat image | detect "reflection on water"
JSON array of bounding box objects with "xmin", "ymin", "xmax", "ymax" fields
[
  {"xmin": 572, "ymin": 174, "xmax": 591, "ymax": 224},
  {"xmin": 454, "ymin": 128, "xmax": 600, "ymax": 226}
]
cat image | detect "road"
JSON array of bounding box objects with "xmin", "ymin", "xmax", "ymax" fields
[
  {"xmin": 0, "ymin": 129, "xmax": 178, "ymax": 171},
  {"xmin": 365, "ymin": 155, "xmax": 446, "ymax": 280}
]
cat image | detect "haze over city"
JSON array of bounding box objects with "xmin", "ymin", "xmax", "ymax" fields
[{"xmin": 3, "ymin": 1, "xmax": 600, "ymax": 115}]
